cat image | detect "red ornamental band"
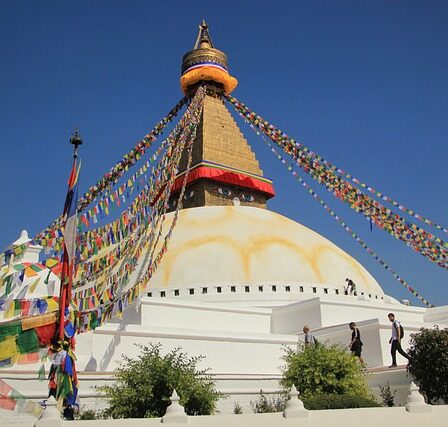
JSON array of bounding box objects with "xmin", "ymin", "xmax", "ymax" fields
[{"xmin": 171, "ymin": 164, "xmax": 275, "ymax": 198}]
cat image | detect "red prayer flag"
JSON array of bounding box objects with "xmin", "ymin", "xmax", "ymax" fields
[
  {"xmin": 0, "ymin": 396, "xmax": 16, "ymax": 410},
  {"xmin": 20, "ymin": 300, "xmax": 31, "ymax": 317},
  {"xmin": 0, "ymin": 379, "xmax": 12, "ymax": 396},
  {"xmin": 35, "ymin": 322, "xmax": 57, "ymax": 346}
]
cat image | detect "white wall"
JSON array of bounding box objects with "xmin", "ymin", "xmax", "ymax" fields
[
  {"xmin": 141, "ymin": 299, "xmax": 271, "ymax": 334},
  {"xmin": 424, "ymin": 306, "xmax": 448, "ymax": 324},
  {"xmin": 34, "ymin": 404, "xmax": 448, "ymax": 427},
  {"xmin": 88, "ymin": 322, "xmax": 296, "ymax": 374},
  {"xmin": 271, "ymin": 298, "xmax": 322, "ymax": 334},
  {"xmin": 319, "ymin": 299, "xmax": 426, "ymax": 328}
]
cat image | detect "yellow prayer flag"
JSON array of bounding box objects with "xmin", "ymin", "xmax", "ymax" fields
[
  {"xmin": 4, "ymin": 300, "xmax": 15, "ymax": 319},
  {"xmin": 28, "ymin": 278, "xmax": 40, "ymax": 294},
  {"xmin": 45, "ymin": 258, "xmax": 59, "ymax": 269},
  {"xmin": 102, "ymin": 291, "xmax": 110, "ymax": 303},
  {"xmin": 21, "ymin": 312, "xmax": 57, "ymax": 331},
  {"xmin": 45, "ymin": 297, "xmax": 59, "ymax": 313},
  {"xmin": 24, "ymin": 267, "xmax": 38, "ymax": 278},
  {"xmin": 0, "ymin": 335, "xmax": 18, "ymax": 361},
  {"xmin": 25, "ymin": 400, "xmax": 44, "ymax": 418}
]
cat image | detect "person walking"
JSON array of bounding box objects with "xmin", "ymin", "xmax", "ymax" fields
[
  {"xmin": 388, "ymin": 312, "xmax": 409, "ymax": 367},
  {"xmin": 349, "ymin": 322, "xmax": 364, "ymax": 365},
  {"xmin": 345, "ymin": 278, "xmax": 356, "ymax": 295}
]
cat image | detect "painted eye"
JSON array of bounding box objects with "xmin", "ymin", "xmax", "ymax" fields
[
  {"xmin": 218, "ymin": 188, "xmax": 232, "ymax": 197},
  {"xmin": 241, "ymin": 193, "xmax": 255, "ymax": 202},
  {"xmin": 184, "ymin": 190, "xmax": 194, "ymax": 200}
]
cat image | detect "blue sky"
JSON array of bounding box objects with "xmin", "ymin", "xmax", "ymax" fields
[{"xmin": 1, "ymin": 0, "xmax": 447, "ymax": 306}]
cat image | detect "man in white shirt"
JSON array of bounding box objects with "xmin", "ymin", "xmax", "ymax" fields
[
  {"xmin": 303, "ymin": 325, "xmax": 317, "ymax": 347},
  {"xmin": 388, "ymin": 312, "xmax": 410, "ymax": 367}
]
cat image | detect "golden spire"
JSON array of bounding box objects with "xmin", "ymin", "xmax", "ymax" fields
[
  {"xmin": 194, "ymin": 19, "xmax": 214, "ymax": 49},
  {"xmin": 180, "ymin": 20, "xmax": 238, "ymax": 95}
]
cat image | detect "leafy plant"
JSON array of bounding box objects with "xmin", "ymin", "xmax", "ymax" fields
[
  {"xmin": 233, "ymin": 402, "xmax": 243, "ymax": 414},
  {"xmin": 76, "ymin": 409, "xmax": 99, "ymax": 420},
  {"xmin": 303, "ymin": 394, "xmax": 380, "ymax": 410},
  {"xmin": 250, "ymin": 390, "xmax": 288, "ymax": 413},
  {"xmin": 407, "ymin": 326, "xmax": 448, "ymax": 404},
  {"xmin": 281, "ymin": 343, "xmax": 370, "ymax": 399},
  {"xmin": 379, "ymin": 383, "xmax": 396, "ymax": 407},
  {"xmin": 97, "ymin": 343, "xmax": 221, "ymax": 418}
]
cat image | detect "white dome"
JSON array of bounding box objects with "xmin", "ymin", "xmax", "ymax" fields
[{"xmin": 149, "ymin": 206, "xmax": 383, "ymax": 296}]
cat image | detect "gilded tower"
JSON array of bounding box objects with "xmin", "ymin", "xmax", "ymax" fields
[{"xmin": 171, "ymin": 21, "xmax": 275, "ymax": 210}]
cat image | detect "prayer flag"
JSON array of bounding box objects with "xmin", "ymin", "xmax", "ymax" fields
[
  {"xmin": 58, "ymin": 158, "xmax": 81, "ymax": 339},
  {"xmin": 63, "ymin": 161, "xmax": 80, "ymax": 265},
  {"xmin": 37, "ymin": 364, "xmax": 46, "ymax": 381},
  {"xmin": 0, "ymin": 395, "xmax": 16, "ymax": 410},
  {"xmin": 28, "ymin": 278, "xmax": 40, "ymax": 294},
  {"xmin": 0, "ymin": 379, "xmax": 12, "ymax": 396}
]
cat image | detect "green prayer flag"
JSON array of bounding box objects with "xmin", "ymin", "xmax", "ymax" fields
[
  {"xmin": 10, "ymin": 389, "xmax": 26, "ymax": 400},
  {"xmin": 14, "ymin": 300, "xmax": 21, "ymax": 316},
  {"xmin": 37, "ymin": 364, "xmax": 46, "ymax": 381},
  {"xmin": 0, "ymin": 321, "xmax": 22, "ymax": 342},
  {"xmin": 15, "ymin": 329, "xmax": 39, "ymax": 354},
  {"xmin": 29, "ymin": 264, "xmax": 42, "ymax": 273},
  {"xmin": 4, "ymin": 275, "xmax": 13, "ymax": 297},
  {"xmin": 89, "ymin": 311, "xmax": 99, "ymax": 329}
]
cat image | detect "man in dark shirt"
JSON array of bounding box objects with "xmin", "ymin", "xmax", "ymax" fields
[{"xmin": 349, "ymin": 322, "xmax": 364, "ymax": 365}]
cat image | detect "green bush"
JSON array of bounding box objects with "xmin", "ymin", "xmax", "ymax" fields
[
  {"xmin": 97, "ymin": 343, "xmax": 221, "ymax": 418},
  {"xmin": 303, "ymin": 394, "xmax": 380, "ymax": 410},
  {"xmin": 407, "ymin": 326, "xmax": 448, "ymax": 404},
  {"xmin": 250, "ymin": 390, "xmax": 288, "ymax": 413},
  {"xmin": 76, "ymin": 409, "xmax": 99, "ymax": 420},
  {"xmin": 281, "ymin": 343, "xmax": 370, "ymax": 399},
  {"xmin": 379, "ymin": 383, "xmax": 396, "ymax": 407}
]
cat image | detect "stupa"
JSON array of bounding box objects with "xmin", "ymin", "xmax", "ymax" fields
[{"xmin": 1, "ymin": 21, "xmax": 448, "ymax": 416}]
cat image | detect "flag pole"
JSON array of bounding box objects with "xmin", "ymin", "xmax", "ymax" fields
[{"xmin": 58, "ymin": 130, "xmax": 83, "ymax": 340}]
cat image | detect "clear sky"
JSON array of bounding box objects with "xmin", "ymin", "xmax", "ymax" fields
[{"xmin": 1, "ymin": 0, "xmax": 447, "ymax": 306}]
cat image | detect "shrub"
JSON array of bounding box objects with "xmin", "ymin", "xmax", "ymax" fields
[
  {"xmin": 379, "ymin": 383, "xmax": 396, "ymax": 407},
  {"xmin": 407, "ymin": 326, "xmax": 448, "ymax": 404},
  {"xmin": 76, "ymin": 409, "xmax": 99, "ymax": 420},
  {"xmin": 303, "ymin": 394, "xmax": 380, "ymax": 410},
  {"xmin": 97, "ymin": 343, "xmax": 221, "ymax": 418},
  {"xmin": 250, "ymin": 390, "xmax": 288, "ymax": 413},
  {"xmin": 281, "ymin": 343, "xmax": 370, "ymax": 399},
  {"xmin": 233, "ymin": 402, "xmax": 243, "ymax": 414}
]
